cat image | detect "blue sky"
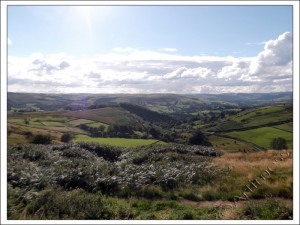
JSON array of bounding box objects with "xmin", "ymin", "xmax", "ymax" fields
[
  {"xmin": 8, "ymin": 6, "xmax": 292, "ymax": 57},
  {"xmin": 7, "ymin": 5, "xmax": 293, "ymax": 93}
]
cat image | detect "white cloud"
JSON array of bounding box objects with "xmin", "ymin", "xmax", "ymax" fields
[
  {"xmin": 8, "ymin": 38, "xmax": 12, "ymax": 45},
  {"xmin": 112, "ymin": 47, "xmax": 136, "ymax": 53},
  {"xmin": 160, "ymin": 48, "xmax": 178, "ymax": 52},
  {"xmin": 8, "ymin": 32, "xmax": 293, "ymax": 94}
]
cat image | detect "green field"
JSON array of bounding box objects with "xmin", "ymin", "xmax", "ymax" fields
[
  {"xmin": 231, "ymin": 105, "xmax": 291, "ymax": 127},
  {"xmin": 208, "ymin": 135, "xmax": 254, "ymax": 153},
  {"xmin": 63, "ymin": 107, "xmax": 137, "ymax": 125},
  {"xmin": 67, "ymin": 119, "xmax": 97, "ymax": 126},
  {"xmin": 31, "ymin": 116, "xmax": 71, "ymax": 122},
  {"xmin": 72, "ymin": 135, "xmax": 165, "ymax": 147},
  {"xmin": 226, "ymin": 127, "xmax": 293, "ymax": 149},
  {"xmin": 233, "ymin": 106, "xmax": 284, "ymax": 123},
  {"xmin": 86, "ymin": 122, "xmax": 109, "ymax": 130},
  {"xmin": 41, "ymin": 121, "xmax": 66, "ymax": 127},
  {"xmin": 273, "ymin": 122, "xmax": 293, "ymax": 133}
]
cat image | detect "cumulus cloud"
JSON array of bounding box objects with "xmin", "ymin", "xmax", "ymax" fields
[
  {"xmin": 8, "ymin": 32, "xmax": 293, "ymax": 93},
  {"xmin": 29, "ymin": 59, "xmax": 70, "ymax": 75}
]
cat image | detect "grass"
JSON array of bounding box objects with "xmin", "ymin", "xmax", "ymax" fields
[
  {"xmin": 8, "ymin": 123, "xmax": 64, "ymax": 144},
  {"xmin": 86, "ymin": 122, "xmax": 109, "ymax": 130},
  {"xmin": 273, "ymin": 122, "xmax": 293, "ymax": 133},
  {"xmin": 199, "ymin": 149, "xmax": 293, "ymax": 204},
  {"xmin": 8, "ymin": 186, "xmax": 225, "ymax": 220},
  {"xmin": 231, "ymin": 105, "xmax": 292, "ymax": 128},
  {"xmin": 208, "ymin": 135, "xmax": 254, "ymax": 153},
  {"xmin": 62, "ymin": 107, "xmax": 138, "ymax": 125},
  {"xmin": 7, "ymin": 133, "xmax": 29, "ymax": 145},
  {"xmin": 238, "ymin": 199, "xmax": 292, "ymax": 219},
  {"xmin": 31, "ymin": 116, "xmax": 71, "ymax": 122},
  {"xmin": 67, "ymin": 119, "xmax": 97, "ymax": 126},
  {"xmin": 233, "ymin": 106, "xmax": 284, "ymax": 123},
  {"xmin": 243, "ymin": 111, "xmax": 292, "ymax": 127},
  {"xmin": 40, "ymin": 121, "xmax": 66, "ymax": 127},
  {"xmin": 72, "ymin": 135, "xmax": 165, "ymax": 147},
  {"xmin": 226, "ymin": 127, "xmax": 292, "ymax": 149},
  {"xmin": 38, "ymin": 126, "xmax": 86, "ymax": 134}
]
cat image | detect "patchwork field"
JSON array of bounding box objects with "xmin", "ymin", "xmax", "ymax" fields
[
  {"xmin": 231, "ymin": 105, "xmax": 292, "ymax": 128},
  {"xmin": 226, "ymin": 127, "xmax": 293, "ymax": 149},
  {"xmin": 208, "ymin": 104, "xmax": 293, "ymax": 133},
  {"xmin": 72, "ymin": 135, "xmax": 165, "ymax": 147},
  {"xmin": 62, "ymin": 107, "xmax": 139, "ymax": 126}
]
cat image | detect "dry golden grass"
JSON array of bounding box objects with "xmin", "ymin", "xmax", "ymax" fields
[
  {"xmin": 200, "ymin": 149, "xmax": 294, "ymax": 202},
  {"xmin": 8, "ymin": 123, "xmax": 64, "ymax": 144},
  {"xmin": 213, "ymin": 150, "xmax": 292, "ymax": 172}
]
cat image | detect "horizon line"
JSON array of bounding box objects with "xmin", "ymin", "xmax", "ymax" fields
[{"xmin": 7, "ymin": 91, "xmax": 293, "ymax": 95}]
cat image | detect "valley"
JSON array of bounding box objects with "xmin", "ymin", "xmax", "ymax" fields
[{"xmin": 7, "ymin": 92, "xmax": 293, "ymax": 220}]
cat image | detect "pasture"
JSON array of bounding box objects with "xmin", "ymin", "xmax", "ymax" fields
[
  {"xmin": 231, "ymin": 105, "xmax": 292, "ymax": 127},
  {"xmin": 72, "ymin": 135, "xmax": 165, "ymax": 147},
  {"xmin": 66, "ymin": 119, "xmax": 97, "ymax": 126},
  {"xmin": 208, "ymin": 135, "xmax": 254, "ymax": 153},
  {"xmin": 273, "ymin": 122, "xmax": 293, "ymax": 133},
  {"xmin": 226, "ymin": 127, "xmax": 293, "ymax": 149}
]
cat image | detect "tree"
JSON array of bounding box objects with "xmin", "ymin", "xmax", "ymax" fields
[
  {"xmin": 149, "ymin": 127, "xmax": 160, "ymax": 139},
  {"xmin": 270, "ymin": 137, "xmax": 288, "ymax": 150},
  {"xmin": 188, "ymin": 131, "xmax": 212, "ymax": 146},
  {"xmin": 32, "ymin": 134, "xmax": 52, "ymax": 144},
  {"xmin": 61, "ymin": 133, "xmax": 72, "ymax": 143}
]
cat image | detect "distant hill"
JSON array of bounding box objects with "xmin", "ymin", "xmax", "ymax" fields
[
  {"xmin": 7, "ymin": 92, "xmax": 293, "ymax": 113},
  {"xmin": 189, "ymin": 92, "xmax": 293, "ymax": 107},
  {"xmin": 119, "ymin": 102, "xmax": 174, "ymax": 124}
]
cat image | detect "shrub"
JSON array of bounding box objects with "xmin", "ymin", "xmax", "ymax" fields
[
  {"xmin": 61, "ymin": 133, "xmax": 72, "ymax": 143},
  {"xmin": 270, "ymin": 137, "xmax": 288, "ymax": 150},
  {"xmin": 32, "ymin": 134, "xmax": 52, "ymax": 144},
  {"xmin": 188, "ymin": 131, "xmax": 212, "ymax": 146}
]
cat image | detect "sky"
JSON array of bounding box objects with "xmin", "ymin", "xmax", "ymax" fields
[{"xmin": 7, "ymin": 5, "xmax": 293, "ymax": 94}]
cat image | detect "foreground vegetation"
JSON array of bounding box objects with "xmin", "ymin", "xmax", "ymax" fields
[{"xmin": 7, "ymin": 143, "xmax": 292, "ymax": 220}]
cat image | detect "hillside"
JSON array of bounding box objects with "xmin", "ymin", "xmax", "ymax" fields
[
  {"xmin": 208, "ymin": 104, "xmax": 292, "ymax": 132},
  {"xmin": 8, "ymin": 92, "xmax": 292, "ymax": 114},
  {"xmin": 205, "ymin": 104, "xmax": 293, "ymax": 150},
  {"xmin": 190, "ymin": 92, "xmax": 293, "ymax": 107}
]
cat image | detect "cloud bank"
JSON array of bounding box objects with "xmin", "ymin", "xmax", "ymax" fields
[{"xmin": 8, "ymin": 32, "xmax": 292, "ymax": 94}]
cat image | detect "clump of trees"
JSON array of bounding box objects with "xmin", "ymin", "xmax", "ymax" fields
[
  {"xmin": 270, "ymin": 137, "xmax": 288, "ymax": 150},
  {"xmin": 32, "ymin": 134, "xmax": 52, "ymax": 144},
  {"xmin": 61, "ymin": 133, "xmax": 72, "ymax": 143},
  {"xmin": 188, "ymin": 131, "xmax": 212, "ymax": 146}
]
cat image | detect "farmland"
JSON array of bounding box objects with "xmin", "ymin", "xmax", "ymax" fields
[
  {"xmin": 226, "ymin": 127, "xmax": 293, "ymax": 149},
  {"xmin": 72, "ymin": 135, "xmax": 165, "ymax": 147}
]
